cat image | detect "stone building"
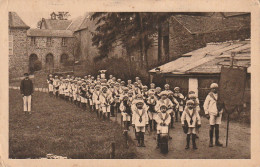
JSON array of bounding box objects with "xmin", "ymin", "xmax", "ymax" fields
[
  {"xmin": 9, "ymin": 12, "xmax": 30, "ymax": 78},
  {"xmin": 27, "ymin": 29, "xmax": 76, "ymax": 73}
]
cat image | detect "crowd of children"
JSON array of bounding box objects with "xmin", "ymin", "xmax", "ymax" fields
[{"xmin": 47, "ymin": 70, "xmax": 203, "ymax": 150}]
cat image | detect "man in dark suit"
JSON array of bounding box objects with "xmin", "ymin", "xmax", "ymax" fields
[
  {"xmin": 151, "ymin": 68, "xmax": 166, "ymax": 88},
  {"xmin": 20, "ymin": 73, "xmax": 34, "ymax": 114}
]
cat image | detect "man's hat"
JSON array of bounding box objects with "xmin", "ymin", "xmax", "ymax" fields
[
  {"xmin": 188, "ymin": 93, "xmax": 196, "ymax": 99},
  {"xmin": 160, "ymin": 104, "xmax": 167, "ymax": 109},
  {"xmin": 174, "ymin": 87, "xmax": 180, "ymax": 91}
]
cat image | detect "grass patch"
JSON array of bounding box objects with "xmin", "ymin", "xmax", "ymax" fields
[{"xmin": 9, "ymin": 89, "xmax": 137, "ymax": 159}]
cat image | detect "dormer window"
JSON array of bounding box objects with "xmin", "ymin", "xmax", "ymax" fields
[{"xmin": 50, "ymin": 12, "xmax": 56, "ymax": 20}]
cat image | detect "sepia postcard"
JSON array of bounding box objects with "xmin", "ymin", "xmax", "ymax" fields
[{"xmin": 0, "ymin": 0, "xmax": 260, "ymax": 166}]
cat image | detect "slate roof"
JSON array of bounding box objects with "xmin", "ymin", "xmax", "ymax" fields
[
  {"xmin": 172, "ymin": 13, "xmax": 250, "ymax": 34},
  {"xmin": 67, "ymin": 13, "xmax": 95, "ymax": 32},
  {"xmin": 41, "ymin": 19, "xmax": 72, "ymax": 30},
  {"xmin": 9, "ymin": 12, "xmax": 30, "ymax": 29},
  {"xmin": 149, "ymin": 40, "xmax": 250, "ymax": 75},
  {"xmin": 27, "ymin": 29, "xmax": 74, "ymax": 38}
]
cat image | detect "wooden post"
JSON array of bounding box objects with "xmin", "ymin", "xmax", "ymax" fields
[
  {"xmin": 226, "ymin": 112, "xmax": 230, "ymax": 147},
  {"xmin": 110, "ymin": 142, "xmax": 115, "ymax": 159},
  {"xmin": 226, "ymin": 52, "xmax": 236, "ymax": 147}
]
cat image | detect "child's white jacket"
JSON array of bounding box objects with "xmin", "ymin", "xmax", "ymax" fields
[
  {"xmin": 132, "ymin": 108, "xmax": 149, "ymax": 127},
  {"xmin": 181, "ymin": 108, "xmax": 201, "ymax": 128},
  {"xmin": 92, "ymin": 91, "xmax": 101, "ymax": 105},
  {"xmin": 100, "ymin": 93, "xmax": 114, "ymax": 107},
  {"xmin": 203, "ymin": 92, "xmax": 223, "ymax": 116}
]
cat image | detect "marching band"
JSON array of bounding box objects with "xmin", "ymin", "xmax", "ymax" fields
[{"xmin": 46, "ymin": 70, "xmax": 222, "ymax": 150}]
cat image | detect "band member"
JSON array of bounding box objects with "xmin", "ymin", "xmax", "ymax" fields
[
  {"xmin": 181, "ymin": 100, "xmax": 201, "ymax": 150},
  {"xmin": 133, "ymin": 82, "xmax": 141, "ymax": 96},
  {"xmin": 108, "ymin": 75, "xmax": 113, "ymax": 84},
  {"xmin": 47, "ymin": 74, "xmax": 54, "ymax": 97},
  {"xmin": 164, "ymin": 84, "xmax": 173, "ymax": 94},
  {"xmin": 100, "ymin": 86, "xmax": 114, "ymax": 119},
  {"xmin": 59, "ymin": 78, "xmax": 65, "ymax": 99},
  {"xmin": 155, "ymin": 91, "xmax": 175, "ymax": 128},
  {"xmin": 53, "ymin": 76, "xmax": 60, "ymax": 98},
  {"xmin": 120, "ymin": 95, "xmax": 132, "ymax": 132},
  {"xmin": 155, "ymin": 87, "xmax": 161, "ymax": 99},
  {"xmin": 149, "ymin": 83, "xmax": 156, "ymax": 93},
  {"xmin": 88, "ymin": 83, "xmax": 95, "ymax": 111},
  {"xmin": 132, "ymin": 100, "xmax": 149, "ymax": 147},
  {"xmin": 127, "ymin": 80, "xmax": 134, "ymax": 89},
  {"xmin": 80, "ymin": 82, "xmax": 87, "ymax": 109},
  {"xmin": 203, "ymin": 83, "xmax": 223, "ymax": 147},
  {"xmin": 147, "ymin": 90, "xmax": 158, "ymax": 131},
  {"xmin": 141, "ymin": 85, "xmax": 149, "ymax": 102},
  {"xmin": 93, "ymin": 85, "xmax": 102, "ymax": 117},
  {"xmin": 168, "ymin": 91, "xmax": 180, "ymax": 127},
  {"xmin": 64, "ymin": 79, "xmax": 70, "ymax": 101},
  {"xmin": 174, "ymin": 87, "xmax": 185, "ymax": 120},
  {"xmin": 155, "ymin": 104, "xmax": 171, "ymax": 149}
]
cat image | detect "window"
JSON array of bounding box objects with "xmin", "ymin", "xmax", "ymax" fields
[
  {"xmin": 47, "ymin": 37, "xmax": 52, "ymax": 47},
  {"xmin": 62, "ymin": 38, "xmax": 67, "ymax": 46},
  {"xmin": 31, "ymin": 37, "xmax": 36, "ymax": 46},
  {"xmin": 9, "ymin": 35, "xmax": 13, "ymax": 55}
]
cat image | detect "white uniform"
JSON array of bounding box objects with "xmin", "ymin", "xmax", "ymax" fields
[
  {"xmin": 155, "ymin": 98, "xmax": 174, "ymax": 115},
  {"xmin": 120, "ymin": 101, "xmax": 132, "ymax": 121},
  {"xmin": 132, "ymin": 107, "xmax": 149, "ymax": 132},
  {"xmin": 93, "ymin": 91, "xmax": 102, "ymax": 110},
  {"xmin": 181, "ymin": 108, "xmax": 201, "ymax": 134},
  {"xmin": 146, "ymin": 96, "xmax": 158, "ymax": 120},
  {"xmin": 100, "ymin": 93, "xmax": 114, "ymax": 113},
  {"xmin": 155, "ymin": 112, "xmax": 171, "ymax": 134},
  {"xmin": 47, "ymin": 78, "xmax": 53, "ymax": 92},
  {"xmin": 203, "ymin": 92, "xmax": 223, "ymax": 125}
]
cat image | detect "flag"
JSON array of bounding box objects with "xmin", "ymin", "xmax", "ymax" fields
[{"xmin": 218, "ymin": 66, "xmax": 247, "ymax": 113}]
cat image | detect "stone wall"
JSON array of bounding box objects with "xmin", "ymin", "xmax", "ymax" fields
[
  {"xmin": 27, "ymin": 36, "xmax": 76, "ymax": 69},
  {"xmin": 9, "ymin": 28, "xmax": 28, "ymax": 78}
]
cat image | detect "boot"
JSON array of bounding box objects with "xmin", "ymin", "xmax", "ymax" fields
[
  {"xmin": 175, "ymin": 111, "xmax": 178, "ymax": 122},
  {"xmin": 141, "ymin": 132, "xmax": 145, "ymax": 147},
  {"xmin": 209, "ymin": 129, "xmax": 214, "ymax": 147},
  {"xmin": 192, "ymin": 134, "xmax": 197, "ymax": 149},
  {"xmin": 107, "ymin": 112, "xmax": 110, "ymax": 120},
  {"xmin": 215, "ymin": 129, "xmax": 223, "ymax": 147},
  {"xmin": 137, "ymin": 132, "xmax": 141, "ymax": 147},
  {"xmin": 149, "ymin": 120, "xmax": 153, "ymax": 131},
  {"xmin": 185, "ymin": 134, "xmax": 190, "ymax": 149},
  {"xmin": 156, "ymin": 134, "xmax": 160, "ymax": 149},
  {"xmin": 153, "ymin": 121, "xmax": 157, "ymax": 131},
  {"xmin": 170, "ymin": 115, "xmax": 174, "ymax": 128}
]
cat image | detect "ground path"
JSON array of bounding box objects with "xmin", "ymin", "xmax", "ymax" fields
[{"xmin": 9, "ymin": 86, "xmax": 250, "ymax": 159}]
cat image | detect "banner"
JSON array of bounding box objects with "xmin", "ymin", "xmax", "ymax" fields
[{"xmin": 218, "ymin": 66, "xmax": 247, "ymax": 113}]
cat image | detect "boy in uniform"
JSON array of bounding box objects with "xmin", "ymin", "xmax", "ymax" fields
[
  {"xmin": 100, "ymin": 86, "xmax": 114, "ymax": 119},
  {"xmin": 147, "ymin": 90, "xmax": 158, "ymax": 131},
  {"xmin": 132, "ymin": 100, "xmax": 149, "ymax": 147},
  {"xmin": 174, "ymin": 87, "xmax": 185, "ymax": 120},
  {"xmin": 203, "ymin": 83, "xmax": 223, "ymax": 147},
  {"xmin": 155, "ymin": 104, "xmax": 171, "ymax": 149},
  {"xmin": 120, "ymin": 95, "xmax": 132, "ymax": 133},
  {"xmin": 53, "ymin": 76, "xmax": 60, "ymax": 98},
  {"xmin": 181, "ymin": 100, "xmax": 201, "ymax": 150},
  {"xmin": 47, "ymin": 74, "xmax": 54, "ymax": 97},
  {"xmin": 93, "ymin": 84, "xmax": 102, "ymax": 118}
]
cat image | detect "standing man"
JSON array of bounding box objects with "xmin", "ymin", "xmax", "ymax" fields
[
  {"xmin": 20, "ymin": 73, "xmax": 34, "ymax": 115},
  {"xmin": 203, "ymin": 83, "xmax": 223, "ymax": 147},
  {"xmin": 151, "ymin": 68, "xmax": 166, "ymax": 88}
]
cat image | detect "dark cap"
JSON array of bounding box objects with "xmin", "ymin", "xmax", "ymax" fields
[{"xmin": 24, "ymin": 73, "xmax": 29, "ymax": 76}]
